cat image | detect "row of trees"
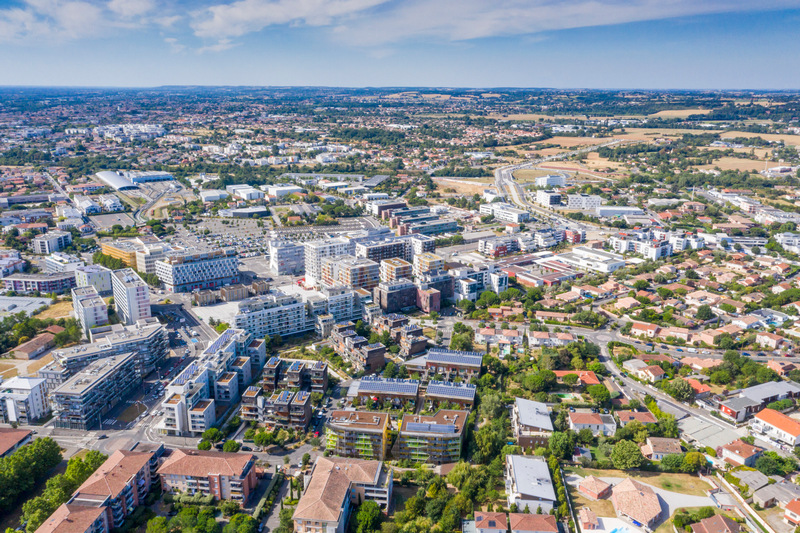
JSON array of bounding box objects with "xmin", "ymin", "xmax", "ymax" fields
[{"xmin": 0, "ymin": 437, "xmax": 62, "ymax": 513}]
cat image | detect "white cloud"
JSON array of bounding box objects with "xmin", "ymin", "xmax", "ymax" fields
[
  {"xmin": 164, "ymin": 36, "xmax": 185, "ymax": 53},
  {"xmin": 198, "ymin": 38, "xmax": 238, "ymax": 53},
  {"xmin": 107, "ymin": 0, "xmax": 155, "ymax": 18}
]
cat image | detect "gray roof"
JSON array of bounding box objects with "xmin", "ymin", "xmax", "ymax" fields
[
  {"xmin": 515, "ymin": 398, "xmax": 553, "ymax": 431},
  {"xmin": 754, "ymin": 481, "xmax": 800, "ymax": 504},
  {"xmin": 740, "ymin": 381, "xmax": 800, "ymax": 404},
  {"xmin": 426, "ymin": 348, "xmax": 484, "ymax": 368},
  {"xmin": 426, "ymin": 381, "xmax": 476, "ymax": 401},
  {"xmin": 732, "ymin": 469, "xmax": 770, "ymax": 491},
  {"xmin": 95, "ymin": 171, "xmax": 136, "ymax": 190},
  {"xmin": 721, "ymin": 396, "xmax": 762, "ymax": 411},
  {"xmin": 678, "ymin": 417, "xmax": 739, "ymax": 449},
  {"xmin": 358, "ymin": 377, "xmax": 419, "ymax": 396},
  {"xmin": 507, "ymin": 455, "xmax": 557, "ymax": 502}
]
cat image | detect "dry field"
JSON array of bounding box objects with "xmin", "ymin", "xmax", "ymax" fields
[
  {"xmin": 0, "ymin": 361, "xmax": 18, "ymax": 379},
  {"xmin": 35, "ymin": 300, "xmax": 72, "ymax": 319},
  {"xmin": 699, "ymin": 146, "xmax": 772, "ymax": 159},
  {"xmin": 567, "ymin": 466, "xmax": 713, "ymax": 497},
  {"xmin": 433, "ymin": 177, "xmax": 495, "ymax": 195},
  {"xmin": 696, "ymin": 157, "xmax": 775, "ymax": 172},
  {"xmin": 512, "ymin": 169, "xmax": 560, "ymax": 182},
  {"xmin": 649, "ymin": 108, "xmax": 712, "ymax": 118},
  {"xmin": 583, "ymin": 152, "xmax": 628, "ymax": 171},
  {"xmin": 536, "ymin": 136, "xmax": 609, "ymax": 148},
  {"xmin": 721, "ymin": 130, "xmax": 800, "ymax": 147},
  {"xmin": 28, "ymin": 353, "xmax": 54, "ymax": 374},
  {"xmin": 568, "ymin": 487, "xmax": 616, "ymax": 518}
]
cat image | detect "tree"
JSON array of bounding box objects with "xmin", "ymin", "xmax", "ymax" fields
[
  {"xmin": 666, "ymin": 379, "xmax": 695, "ymax": 402},
  {"xmin": 633, "ymin": 280, "xmax": 649, "ymax": 290},
  {"xmin": 661, "ymin": 453, "xmax": 685, "ymax": 471},
  {"xmin": 198, "ymin": 440, "xmax": 212, "ymax": 450},
  {"xmin": 548, "ymin": 431, "xmax": 575, "ymax": 459},
  {"xmin": 146, "ymin": 517, "xmax": 169, "ymax": 533},
  {"xmin": 356, "ymin": 501, "xmax": 382, "ymax": 533},
  {"xmin": 480, "ymin": 393, "xmax": 504, "ymax": 420},
  {"xmin": 450, "ymin": 333, "xmax": 473, "ymax": 351},
  {"xmin": 220, "ymin": 500, "xmax": 241, "ymax": 517},
  {"xmin": 586, "ymin": 384, "xmax": 611, "ymax": 405},
  {"xmin": 222, "ymin": 440, "xmax": 241, "ymax": 452},
  {"xmin": 696, "ymin": 305, "xmax": 713, "ymax": 321},
  {"xmin": 302, "ymin": 453, "xmax": 311, "ymax": 467},
  {"xmin": 577, "ymin": 428, "xmax": 594, "ymax": 445},
  {"xmin": 611, "ymin": 440, "xmax": 645, "ymax": 469},
  {"xmin": 681, "ymin": 452, "xmax": 705, "ymax": 473},
  {"xmin": 202, "ymin": 428, "xmax": 223, "ymax": 443},
  {"xmin": 659, "ymin": 414, "xmax": 680, "ymax": 438},
  {"xmin": 562, "ymin": 373, "xmax": 579, "ymax": 386}
]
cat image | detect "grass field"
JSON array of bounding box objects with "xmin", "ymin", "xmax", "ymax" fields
[
  {"xmin": 536, "ymin": 136, "xmax": 610, "ymax": 148},
  {"xmin": 118, "ymin": 402, "xmax": 147, "ymax": 423},
  {"xmin": 35, "ymin": 300, "xmax": 72, "ymax": 319},
  {"xmin": 565, "ymin": 467, "xmax": 712, "ymax": 497},
  {"xmin": 721, "ymin": 130, "xmax": 800, "ymax": 147},
  {"xmin": 0, "ymin": 361, "xmax": 19, "ymax": 379},
  {"xmin": 513, "ymin": 168, "xmax": 561, "ymax": 182},
  {"xmin": 649, "ymin": 109, "xmax": 712, "ymax": 118},
  {"xmin": 567, "ymin": 486, "xmax": 616, "ymax": 517},
  {"xmin": 654, "ymin": 508, "xmax": 721, "ymax": 533}
]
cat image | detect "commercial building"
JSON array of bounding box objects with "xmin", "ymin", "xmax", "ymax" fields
[
  {"xmin": 44, "ymin": 252, "xmax": 84, "ymax": 274},
  {"xmin": 535, "ymin": 190, "xmax": 562, "ymax": 207},
  {"xmin": 401, "ymin": 218, "xmax": 458, "ymax": 236},
  {"xmin": 51, "ymin": 352, "xmax": 140, "ymax": 430},
  {"xmin": 111, "ymin": 269, "xmax": 151, "ymax": 325},
  {"xmin": 325, "ymin": 411, "xmax": 390, "ymax": 460},
  {"xmin": 226, "ymin": 184, "xmax": 264, "ymax": 201},
  {"xmin": 412, "ymin": 252, "xmax": 444, "ymax": 278},
  {"xmin": 379, "ymin": 258, "xmax": 412, "ymax": 283},
  {"xmin": 397, "ymin": 410, "xmax": 468, "ymax": 464},
  {"xmin": 535, "ymin": 174, "xmax": 566, "ymax": 187},
  {"xmin": 72, "ymin": 286, "xmax": 109, "ymax": 336},
  {"xmin": 74, "ymin": 265, "xmax": 113, "ymax": 294},
  {"xmin": 199, "ymin": 189, "xmax": 229, "ymax": 202},
  {"xmin": 512, "ymin": 399, "xmax": 553, "ymax": 449},
  {"xmin": 566, "ymin": 194, "xmax": 602, "ymax": 210},
  {"xmin": 505, "ymin": 455, "xmax": 557, "ymax": 513},
  {"xmin": 547, "ymin": 247, "xmax": 625, "ymax": 274},
  {"xmin": 321, "ymin": 256, "xmax": 380, "ymax": 290},
  {"xmin": 304, "ymin": 238, "xmax": 350, "ymax": 286},
  {"xmin": 158, "ymin": 449, "xmax": 258, "ymax": 504},
  {"xmin": 595, "ymin": 206, "xmax": 644, "ymax": 218},
  {"xmin": 480, "ymin": 202, "xmax": 531, "ymax": 223},
  {"xmin": 0, "ymin": 376, "xmax": 49, "ymax": 424},
  {"xmin": 3, "ymin": 272, "xmax": 76, "ymax": 294},
  {"xmin": 155, "ymin": 249, "xmax": 239, "ymax": 293},
  {"xmin": 293, "ymin": 457, "xmax": 392, "ymax": 533},
  {"xmin": 268, "ymin": 240, "xmax": 305, "ymax": 275},
  {"xmin": 32, "ymin": 231, "xmax": 72, "ymax": 254}
]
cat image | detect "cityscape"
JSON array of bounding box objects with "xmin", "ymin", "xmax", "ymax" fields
[{"xmin": 1, "ymin": 4, "xmax": 800, "ymax": 533}]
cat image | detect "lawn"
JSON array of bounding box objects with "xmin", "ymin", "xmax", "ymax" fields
[
  {"xmin": 35, "ymin": 300, "xmax": 73, "ymax": 319},
  {"xmin": 565, "ymin": 467, "xmax": 712, "ymax": 497},
  {"xmin": 567, "ymin": 485, "xmax": 616, "ymax": 518}
]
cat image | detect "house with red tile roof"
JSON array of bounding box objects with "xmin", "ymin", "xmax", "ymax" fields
[
  {"xmin": 720, "ymin": 439, "xmax": 763, "ymax": 468},
  {"xmin": 610, "ymin": 478, "xmax": 662, "ymax": 528},
  {"xmin": 690, "ymin": 514, "xmax": 741, "ymax": 533},
  {"xmin": 553, "ymin": 370, "xmax": 600, "ymax": 386},
  {"xmin": 475, "ymin": 512, "xmax": 507, "ymax": 533},
  {"xmin": 686, "ymin": 379, "xmax": 711, "ymax": 398},
  {"xmin": 568, "ymin": 412, "xmax": 616, "ymax": 436},
  {"xmin": 510, "ymin": 513, "xmax": 559, "ymax": 533},
  {"xmin": 617, "ymin": 411, "xmax": 658, "ymax": 426},
  {"xmin": 751, "ymin": 409, "xmax": 800, "ymax": 446},
  {"xmin": 578, "ymin": 476, "xmax": 611, "ymax": 500},
  {"xmin": 785, "ymin": 499, "xmax": 800, "ymax": 527}
]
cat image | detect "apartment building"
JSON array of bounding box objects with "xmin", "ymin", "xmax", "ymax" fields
[
  {"xmin": 397, "ymin": 410, "xmax": 468, "ymax": 464},
  {"xmin": 51, "ymin": 352, "xmax": 141, "ymax": 430},
  {"xmin": 158, "ymin": 449, "xmax": 258, "ymax": 504},
  {"xmin": 261, "ymin": 357, "xmax": 328, "ymax": 393},
  {"xmin": 505, "ymin": 455, "xmax": 557, "ymax": 514},
  {"xmin": 155, "ymin": 248, "xmax": 239, "ymax": 293},
  {"xmin": 479, "ymin": 202, "xmax": 530, "ymax": 223},
  {"xmin": 330, "ymin": 323, "xmax": 386, "ymax": 372},
  {"xmin": 326, "ymin": 411, "xmax": 390, "ymax": 460},
  {"xmin": 412, "ymin": 252, "xmax": 444, "ymax": 278},
  {"xmin": 425, "ymin": 380, "xmax": 477, "ymax": 409},
  {"xmin": 44, "ymin": 252, "xmax": 84, "ymax": 274},
  {"xmin": 379, "ymin": 258, "xmax": 412, "ymax": 283},
  {"xmin": 0, "ymin": 376, "xmax": 49, "ymax": 424},
  {"xmin": 3, "ymin": 272, "xmax": 76, "ymax": 294},
  {"xmin": 566, "ymin": 194, "xmax": 602, "ymax": 210},
  {"xmin": 512, "ymin": 399, "xmax": 553, "ymax": 449},
  {"xmin": 111, "ymin": 269, "xmax": 151, "ymax": 325},
  {"xmin": 256, "ymin": 390, "xmax": 312, "ymax": 430},
  {"xmin": 72, "ymin": 286, "xmax": 109, "ymax": 336},
  {"xmin": 71, "ymin": 450, "xmax": 155, "ymax": 529},
  {"xmin": 373, "ymin": 279, "xmax": 417, "ymax": 313},
  {"xmin": 36, "ymin": 504, "xmax": 110, "ymax": 533},
  {"xmin": 32, "ymin": 231, "xmax": 72, "ymax": 254},
  {"xmin": 355, "ymin": 239, "xmax": 408, "ymax": 264},
  {"xmin": 357, "ymin": 377, "xmax": 420, "ymax": 408},
  {"xmin": 44, "ymin": 318, "xmax": 167, "ymax": 387},
  {"xmin": 751, "ymin": 408, "xmax": 800, "ymax": 446},
  {"xmin": 536, "ymin": 190, "xmax": 562, "ymax": 207},
  {"xmin": 404, "ymin": 348, "xmax": 483, "ymax": 381},
  {"xmin": 304, "ymin": 238, "xmax": 349, "ymax": 287},
  {"xmin": 321, "ymin": 256, "xmax": 380, "ymax": 290},
  {"xmin": 451, "ymin": 264, "xmax": 509, "ymax": 302},
  {"xmin": 268, "ymin": 240, "xmax": 305, "ymax": 275},
  {"xmin": 293, "ymin": 457, "xmax": 392, "ymax": 533},
  {"xmin": 479, "ymin": 236, "xmax": 520, "ymax": 258},
  {"xmin": 74, "ymin": 265, "xmax": 113, "ymax": 294}
]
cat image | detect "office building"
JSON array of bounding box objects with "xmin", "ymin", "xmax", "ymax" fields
[
  {"xmin": 373, "ymin": 279, "xmax": 417, "ymax": 313},
  {"xmin": 303, "ymin": 238, "xmax": 349, "ymax": 286},
  {"xmin": 397, "ymin": 410, "xmax": 468, "ymax": 464},
  {"xmin": 32, "ymin": 231, "xmax": 72, "ymax": 255},
  {"xmin": 321, "ymin": 256, "xmax": 380, "ymax": 290},
  {"xmin": 0, "ymin": 376, "xmax": 49, "ymax": 424},
  {"xmin": 595, "ymin": 206, "xmax": 644, "ymax": 218},
  {"xmin": 293, "ymin": 457, "xmax": 392, "ymax": 533},
  {"xmin": 536, "ymin": 190, "xmax": 562, "ymax": 207},
  {"xmin": 412, "ymin": 252, "xmax": 444, "ymax": 278},
  {"xmin": 566, "ymin": 194, "xmax": 602, "ymax": 210},
  {"xmin": 325, "ymin": 411, "xmax": 390, "ymax": 460},
  {"xmin": 369, "ymin": 199, "xmax": 407, "ymax": 217},
  {"xmin": 268, "ymin": 240, "xmax": 305, "ymax": 275},
  {"xmin": 546, "ymin": 247, "xmax": 625, "ymax": 274},
  {"xmin": 479, "ymin": 202, "xmax": 530, "ymax": 223},
  {"xmin": 3, "ymin": 272, "xmax": 76, "ymax": 294},
  {"xmin": 51, "ymin": 352, "xmax": 140, "ymax": 430},
  {"xmin": 111, "ymin": 269, "xmax": 151, "ymax": 325},
  {"xmin": 379, "ymin": 258, "xmax": 412, "ymax": 283},
  {"xmin": 74, "ymin": 265, "xmax": 113, "ymax": 294},
  {"xmin": 44, "ymin": 252, "xmax": 84, "ymax": 274},
  {"xmin": 505, "ymin": 455, "xmax": 557, "ymax": 513},
  {"xmin": 155, "ymin": 248, "xmax": 239, "ymax": 293},
  {"xmin": 158, "ymin": 449, "xmax": 258, "ymax": 504},
  {"xmin": 535, "ymin": 174, "xmax": 566, "ymax": 187},
  {"xmin": 72, "ymin": 286, "xmax": 109, "ymax": 336},
  {"xmin": 401, "ymin": 218, "xmax": 458, "ymax": 236}
]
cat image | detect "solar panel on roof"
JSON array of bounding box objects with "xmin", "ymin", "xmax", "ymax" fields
[
  {"xmin": 426, "ymin": 381, "xmax": 476, "ymax": 399},
  {"xmin": 405, "ymin": 422, "xmax": 457, "ymax": 433},
  {"xmin": 359, "ymin": 377, "xmax": 419, "ymax": 395}
]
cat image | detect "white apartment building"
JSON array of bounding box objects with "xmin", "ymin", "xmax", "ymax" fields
[
  {"xmin": 566, "ymin": 194, "xmax": 602, "ymax": 211},
  {"xmin": 225, "ymin": 184, "xmax": 264, "ymax": 201},
  {"xmin": 32, "ymin": 231, "xmax": 72, "ymax": 255},
  {"xmin": 776, "ymin": 233, "xmax": 800, "ymax": 254},
  {"xmin": 536, "ymin": 190, "xmax": 562, "ymax": 207},
  {"xmin": 155, "ymin": 249, "xmax": 239, "ymax": 293},
  {"xmin": 44, "ymin": 252, "xmax": 85, "ymax": 273},
  {"xmin": 479, "ymin": 202, "xmax": 531, "ymax": 223},
  {"xmin": 668, "ymin": 234, "xmax": 705, "ymax": 252},
  {"xmin": 268, "ymin": 241, "xmax": 305, "ymax": 275},
  {"xmin": 535, "ymin": 174, "xmax": 566, "ymax": 188},
  {"xmin": 0, "ymin": 376, "xmax": 49, "ymax": 425},
  {"xmin": 74, "ymin": 265, "xmax": 113, "ymax": 294},
  {"xmin": 111, "ymin": 269, "xmax": 151, "ymax": 325},
  {"xmin": 451, "ymin": 264, "xmax": 509, "ymax": 302},
  {"xmin": 72, "ymin": 286, "xmax": 109, "ymax": 336},
  {"xmin": 534, "ymin": 229, "xmax": 565, "ymax": 248},
  {"xmin": 304, "ymin": 238, "xmax": 349, "ymax": 286}
]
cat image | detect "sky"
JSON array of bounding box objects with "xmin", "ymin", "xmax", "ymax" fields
[{"xmin": 0, "ymin": 0, "xmax": 799, "ymax": 89}]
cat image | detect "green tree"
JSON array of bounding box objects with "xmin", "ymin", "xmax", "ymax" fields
[
  {"xmin": 220, "ymin": 500, "xmax": 241, "ymax": 517},
  {"xmin": 450, "ymin": 333, "xmax": 473, "ymax": 351},
  {"xmin": 356, "ymin": 501, "xmax": 382, "ymax": 533},
  {"xmin": 202, "ymin": 428, "xmax": 223, "ymax": 442},
  {"xmin": 223, "ymin": 440, "xmax": 241, "ymax": 452},
  {"xmin": 696, "ymin": 305, "xmax": 713, "ymax": 321},
  {"xmin": 681, "ymin": 452, "xmax": 705, "ymax": 473},
  {"xmin": 611, "ymin": 440, "xmax": 645, "ymax": 469},
  {"xmin": 198, "ymin": 440, "xmax": 212, "ymax": 450},
  {"xmin": 586, "ymin": 384, "xmax": 611, "ymax": 405},
  {"xmin": 666, "ymin": 379, "xmax": 695, "ymax": 402},
  {"xmin": 146, "ymin": 516, "xmax": 169, "ymax": 533},
  {"xmin": 480, "ymin": 393, "xmax": 504, "ymax": 420},
  {"xmin": 548, "ymin": 431, "xmax": 575, "ymax": 459}
]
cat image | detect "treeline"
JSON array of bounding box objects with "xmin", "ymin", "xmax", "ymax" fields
[
  {"xmin": 92, "ymin": 252, "xmax": 160, "ymax": 287},
  {"xmin": 0, "ymin": 437, "xmax": 62, "ymax": 514},
  {"xmin": 432, "ymin": 166, "xmax": 492, "ymax": 177}
]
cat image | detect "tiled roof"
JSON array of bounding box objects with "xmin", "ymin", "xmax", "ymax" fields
[
  {"xmin": 610, "ymin": 478, "xmax": 662, "ymax": 526},
  {"xmin": 0, "ymin": 428, "xmax": 31, "ymax": 456},
  {"xmin": 157, "ymin": 449, "xmax": 254, "ymax": 477},
  {"xmin": 754, "ymin": 408, "xmax": 800, "ymax": 438},
  {"xmin": 293, "ymin": 457, "xmax": 381, "ymax": 523},
  {"xmin": 475, "ymin": 512, "xmax": 508, "ymax": 530},
  {"xmin": 722, "ymin": 439, "xmax": 761, "ymax": 460},
  {"xmin": 76, "ymin": 450, "xmax": 152, "ymax": 499},
  {"xmin": 509, "ymin": 513, "xmax": 558, "ymax": 533},
  {"xmin": 35, "ymin": 504, "xmax": 105, "ymax": 533},
  {"xmin": 579, "ymin": 476, "xmax": 610, "ymax": 495}
]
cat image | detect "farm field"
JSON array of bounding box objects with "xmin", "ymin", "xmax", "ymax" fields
[
  {"xmin": 721, "ymin": 130, "xmax": 800, "ymax": 147},
  {"xmin": 649, "ymin": 109, "xmax": 712, "ymax": 118},
  {"xmin": 535, "ymin": 136, "xmax": 610, "ymax": 148},
  {"xmin": 696, "ymin": 157, "xmax": 776, "ymax": 172}
]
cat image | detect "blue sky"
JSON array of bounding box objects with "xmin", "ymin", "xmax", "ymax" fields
[{"xmin": 0, "ymin": 0, "xmax": 799, "ymax": 88}]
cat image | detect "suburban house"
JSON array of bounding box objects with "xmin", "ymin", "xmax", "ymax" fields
[
  {"xmin": 720, "ymin": 439, "xmax": 763, "ymax": 467},
  {"xmin": 512, "ymin": 398, "xmax": 553, "ymax": 450},
  {"xmin": 505, "ymin": 455, "xmax": 557, "ymax": 514},
  {"xmin": 568, "ymin": 412, "xmax": 616, "ymax": 436},
  {"xmin": 686, "ymin": 379, "xmax": 711, "ymax": 399},
  {"xmin": 756, "ymin": 332, "xmax": 787, "ymax": 350},
  {"xmin": 578, "ymin": 476, "xmax": 611, "ymax": 500},
  {"xmin": 610, "ymin": 478, "xmax": 663, "ymax": 528},
  {"xmin": 640, "ymin": 437, "xmax": 681, "ymax": 461},
  {"xmin": 750, "ymin": 408, "xmax": 800, "ymax": 447},
  {"xmin": 753, "ymin": 480, "xmax": 800, "ymax": 508},
  {"xmin": 640, "ymin": 365, "xmax": 665, "ymax": 383},
  {"xmin": 553, "ymin": 370, "xmax": 600, "ymax": 386},
  {"xmin": 509, "ymin": 513, "xmax": 559, "ymax": 533},
  {"xmin": 784, "ymin": 499, "xmax": 800, "ymax": 527},
  {"xmin": 690, "ymin": 515, "xmax": 741, "ymax": 533},
  {"xmin": 475, "ymin": 512, "xmax": 507, "ymax": 533},
  {"xmin": 617, "ymin": 411, "xmax": 658, "ymax": 427},
  {"xmin": 579, "ymin": 508, "xmax": 600, "ymax": 531},
  {"xmin": 630, "ymin": 322, "xmax": 659, "ymax": 338}
]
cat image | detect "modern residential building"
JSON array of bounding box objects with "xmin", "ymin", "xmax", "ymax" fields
[
  {"xmin": 424, "ymin": 380, "xmax": 477, "ymax": 409},
  {"xmin": 451, "ymin": 264, "xmax": 509, "ymax": 302},
  {"xmin": 72, "ymin": 286, "xmax": 109, "ymax": 336},
  {"xmin": 373, "ymin": 279, "xmax": 417, "ymax": 313},
  {"xmin": 330, "ymin": 323, "xmax": 386, "ymax": 372},
  {"xmin": 3, "ymin": 272, "xmax": 76, "ymax": 294},
  {"xmin": 158, "ymin": 449, "xmax": 258, "ymax": 504},
  {"xmin": 479, "ymin": 236, "xmax": 521, "ymax": 258},
  {"xmin": 379, "ymin": 258, "xmax": 412, "ymax": 283},
  {"xmin": 357, "ymin": 377, "xmax": 420, "ymax": 408},
  {"xmin": 35, "ymin": 504, "xmax": 110, "ymax": 533},
  {"xmin": 566, "ymin": 194, "xmax": 602, "ymax": 211},
  {"xmin": 32, "ymin": 231, "xmax": 72, "ymax": 254},
  {"xmin": 260, "ymin": 357, "xmax": 328, "ymax": 393},
  {"xmin": 412, "ymin": 252, "xmax": 444, "ymax": 278},
  {"xmin": 111, "ymin": 269, "xmax": 151, "ymax": 325},
  {"xmin": 505, "ymin": 455, "xmax": 557, "ymax": 513},
  {"xmin": 293, "ymin": 457, "xmax": 392, "ymax": 533},
  {"xmin": 304, "ymin": 238, "xmax": 349, "ymax": 287},
  {"xmin": 480, "ymin": 202, "xmax": 531, "ymax": 223},
  {"xmin": 396, "ymin": 410, "xmax": 468, "ymax": 464},
  {"xmin": 50, "ymin": 352, "xmax": 141, "ymax": 430},
  {"xmin": 268, "ymin": 240, "xmax": 305, "ymax": 275},
  {"xmin": 326, "ymin": 410, "xmax": 390, "ymax": 460},
  {"xmin": 404, "ymin": 348, "xmax": 483, "ymax": 381},
  {"xmin": 74, "ymin": 265, "xmax": 113, "ymax": 294},
  {"xmin": 155, "ymin": 248, "xmax": 239, "ymax": 293},
  {"xmin": 321, "ymin": 255, "xmax": 380, "ymax": 290},
  {"xmin": 44, "ymin": 252, "xmax": 84, "ymax": 274},
  {"xmin": 512, "ymin": 398, "xmax": 553, "ymax": 449},
  {"xmin": 0, "ymin": 376, "xmax": 49, "ymax": 425}
]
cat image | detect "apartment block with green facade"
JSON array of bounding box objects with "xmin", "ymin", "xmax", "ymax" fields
[
  {"xmin": 325, "ymin": 410, "xmax": 390, "ymax": 460},
  {"xmin": 397, "ymin": 410, "xmax": 468, "ymax": 465}
]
